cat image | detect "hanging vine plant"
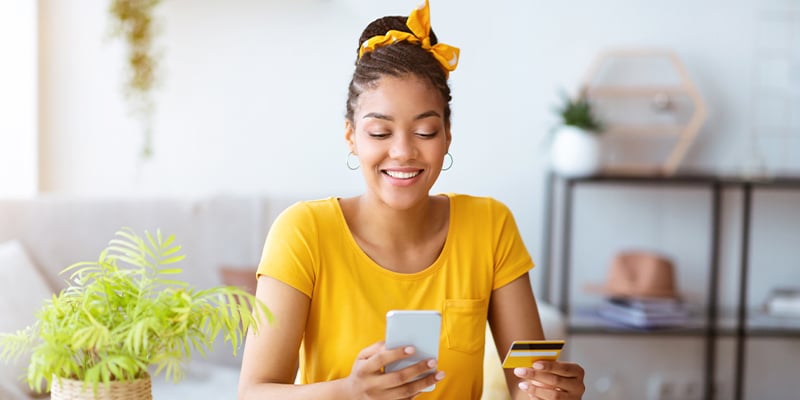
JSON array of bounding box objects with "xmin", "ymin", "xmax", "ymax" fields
[{"xmin": 109, "ymin": 0, "xmax": 163, "ymax": 158}]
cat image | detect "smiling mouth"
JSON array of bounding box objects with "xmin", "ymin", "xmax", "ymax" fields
[{"xmin": 383, "ymin": 170, "xmax": 423, "ymax": 179}]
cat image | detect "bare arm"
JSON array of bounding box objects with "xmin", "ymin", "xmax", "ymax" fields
[
  {"xmin": 489, "ymin": 273, "xmax": 585, "ymax": 400},
  {"xmin": 237, "ymin": 276, "xmax": 441, "ymax": 400},
  {"xmin": 237, "ymin": 276, "xmax": 347, "ymax": 399},
  {"xmin": 487, "ymin": 273, "xmax": 546, "ymax": 400}
]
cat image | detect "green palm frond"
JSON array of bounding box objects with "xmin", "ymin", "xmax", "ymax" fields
[{"xmin": 0, "ymin": 228, "xmax": 271, "ymax": 393}]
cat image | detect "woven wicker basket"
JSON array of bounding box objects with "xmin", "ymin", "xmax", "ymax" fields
[{"xmin": 50, "ymin": 375, "xmax": 152, "ymax": 400}]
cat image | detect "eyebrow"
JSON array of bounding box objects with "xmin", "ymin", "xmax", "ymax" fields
[{"xmin": 362, "ymin": 110, "xmax": 442, "ymax": 121}]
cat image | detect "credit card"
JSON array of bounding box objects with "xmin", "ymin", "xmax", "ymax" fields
[{"xmin": 501, "ymin": 340, "xmax": 565, "ymax": 368}]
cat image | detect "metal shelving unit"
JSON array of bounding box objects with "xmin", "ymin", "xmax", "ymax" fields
[
  {"xmin": 730, "ymin": 179, "xmax": 800, "ymax": 399},
  {"xmin": 541, "ymin": 172, "xmax": 800, "ymax": 400}
]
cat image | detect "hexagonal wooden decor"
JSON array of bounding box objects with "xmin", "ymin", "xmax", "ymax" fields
[{"xmin": 581, "ymin": 49, "xmax": 707, "ymax": 176}]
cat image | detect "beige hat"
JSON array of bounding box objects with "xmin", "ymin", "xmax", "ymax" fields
[{"xmin": 585, "ymin": 251, "xmax": 679, "ymax": 299}]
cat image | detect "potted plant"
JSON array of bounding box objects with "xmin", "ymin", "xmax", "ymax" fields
[
  {"xmin": 0, "ymin": 228, "xmax": 271, "ymax": 399},
  {"xmin": 548, "ymin": 90, "xmax": 605, "ymax": 178}
]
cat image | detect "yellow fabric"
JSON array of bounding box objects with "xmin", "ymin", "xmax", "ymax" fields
[
  {"xmin": 257, "ymin": 194, "xmax": 533, "ymax": 400},
  {"xmin": 483, "ymin": 323, "xmax": 513, "ymax": 400},
  {"xmin": 358, "ymin": 0, "xmax": 460, "ymax": 75}
]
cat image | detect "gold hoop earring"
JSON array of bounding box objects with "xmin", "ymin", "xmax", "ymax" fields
[
  {"xmin": 442, "ymin": 152, "xmax": 453, "ymax": 171},
  {"xmin": 346, "ymin": 151, "xmax": 360, "ymax": 170}
]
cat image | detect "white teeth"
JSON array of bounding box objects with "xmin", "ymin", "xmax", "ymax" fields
[{"xmin": 384, "ymin": 170, "xmax": 421, "ymax": 179}]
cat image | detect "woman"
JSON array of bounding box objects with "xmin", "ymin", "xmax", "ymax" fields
[{"xmin": 238, "ymin": 1, "xmax": 585, "ymax": 399}]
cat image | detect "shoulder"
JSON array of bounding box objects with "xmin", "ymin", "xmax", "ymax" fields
[
  {"xmin": 277, "ymin": 197, "xmax": 338, "ymax": 217},
  {"xmin": 271, "ymin": 197, "xmax": 340, "ymax": 231},
  {"xmin": 444, "ymin": 193, "xmax": 513, "ymax": 217}
]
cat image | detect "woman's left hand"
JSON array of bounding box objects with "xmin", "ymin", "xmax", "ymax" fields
[{"xmin": 513, "ymin": 360, "xmax": 585, "ymax": 399}]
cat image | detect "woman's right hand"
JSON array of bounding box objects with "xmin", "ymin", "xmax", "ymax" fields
[{"xmin": 344, "ymin": 340, "xmax": 445, "ymax": 399}]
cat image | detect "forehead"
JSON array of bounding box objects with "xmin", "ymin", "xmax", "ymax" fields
[{"xmin": 355, "ymin": 75, "xmax": 446, "ymax": 119}]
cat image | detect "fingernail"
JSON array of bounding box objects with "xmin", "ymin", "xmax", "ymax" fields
[
  {"xmin": 518, "ymin": 382, "xmax": 529, "ymax": 390},
  {"xmin": 513, "ymin": 368, "xmax": 526, "ymax": 377},
  {"xmin": 427, "ymin": 359, "xmax": 437, "ymax": 368},
  {"xmin": 404, "ymin": 346, "xmax": 415, "ymax": 354},
  {"xmin": 533, "ymin": 362, "xmax": 544, "ymax": 370},
  {"xmin": 435, "ymin": 371, "xmax": 445, "ymax": 380}
]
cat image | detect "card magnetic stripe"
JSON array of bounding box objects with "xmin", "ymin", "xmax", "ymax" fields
[
  {"xmin": 508, "ymin": 350, "xmax": 561, "ymax": 357},
  {"xmin": 511, "ymin": 342, "xmax": 565, "ymax": 350}
]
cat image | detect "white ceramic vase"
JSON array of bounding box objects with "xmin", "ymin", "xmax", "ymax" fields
[{"xmin": 549, "ymin": 125, "xmax": 602, "ymax": 178}]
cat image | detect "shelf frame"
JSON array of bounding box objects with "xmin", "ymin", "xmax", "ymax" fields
[
  {"xmin": 728, "ymin": 179, "xmax": 800, "ymax": 400},
  {"xmin": 543, "ymin": 173, "xmax": 800, "ymax": 400}
]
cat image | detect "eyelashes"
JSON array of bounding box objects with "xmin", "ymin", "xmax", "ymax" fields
[{"xmin": 367, "ymin": 131, "xmax": 439, "ymax": 139}]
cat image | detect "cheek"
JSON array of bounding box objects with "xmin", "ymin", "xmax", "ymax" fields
[{"xmin": 353, "ymin": 143, "xmax": 383, "ymax": 165}]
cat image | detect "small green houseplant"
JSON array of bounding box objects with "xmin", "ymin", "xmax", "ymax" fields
[
  {"xmin": 0, "ymin": 228, "xmax": 271, "ymax": 398},
  {"xmin": 555, "ymin": 90, "xmax": 604, "ymax": 133},
  {"xmin": 548, "ymin": 90, "xmax": 605, "ymax": 178}
]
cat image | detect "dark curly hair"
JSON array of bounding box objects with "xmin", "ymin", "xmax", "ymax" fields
[{"xmin": 345, "ymin": 16, "xmax": 453, "ymax": 125}]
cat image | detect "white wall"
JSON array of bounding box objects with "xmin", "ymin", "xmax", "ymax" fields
[
  {"xmin": 27, "ymin": 0, "xmax": 800, "ymax": 397},
  {"xmin": 35, "ymin": 0, "xmax": 790, "ymax": 273},
  {"xmin": 0, "ymin": 1, "xmax": 37, "ymax": 197}
]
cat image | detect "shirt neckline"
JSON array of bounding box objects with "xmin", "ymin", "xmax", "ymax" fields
[{"xmin": 329, "ymin": 194, "xmax": 454, "ymax": 280}]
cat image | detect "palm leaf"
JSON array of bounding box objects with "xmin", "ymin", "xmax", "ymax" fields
[{"xmin": 0, "ymin": 227, "xmax": 272, "ymax": 390}]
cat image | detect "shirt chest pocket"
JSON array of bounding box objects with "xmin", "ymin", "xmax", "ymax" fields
[{"xmin": 443, "ymin": 298, "xmax": 489, "ymax": 354}]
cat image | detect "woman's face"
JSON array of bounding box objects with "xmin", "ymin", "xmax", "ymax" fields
[{"xmin": 346, "ymin": 75, "xmax": 451, "ymax": 211}]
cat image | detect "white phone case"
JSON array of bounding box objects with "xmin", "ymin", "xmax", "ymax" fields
[{"xmin": 385, "ymin": 310, "xmax": 442, "ymax": 392}]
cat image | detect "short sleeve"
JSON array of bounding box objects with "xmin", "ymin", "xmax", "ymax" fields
[
  {"xmin": 256, "ymin": 202, "xmax": 319, "ymax": 297},
  {"xmin": 490, "ymin": 199, "xmax": 535, "ymax": 290}
]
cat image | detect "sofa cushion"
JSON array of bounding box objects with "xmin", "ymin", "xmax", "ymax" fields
[
  {"xmin": 0, "ymin": 240, "xmax": 54, "ymax": 396},
  {"xmin": 151, "ymin": 361, "xmax": 240, "ymax": 399},
  {"xmin": 0, "ymin": 379, "xmax": 27, "ymax": 400}
]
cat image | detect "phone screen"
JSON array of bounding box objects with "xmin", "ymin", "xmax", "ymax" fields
[{"xmin": 385, "ymin": 310, "xmax": 442, "ymax": 392}]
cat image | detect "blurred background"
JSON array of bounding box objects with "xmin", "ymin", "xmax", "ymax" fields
[{"xmin": 1, "ymin": 0, "xmax": 799, "ymax": 399}]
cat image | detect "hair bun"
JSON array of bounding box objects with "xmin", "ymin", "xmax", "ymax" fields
[{"xmin": 357, "ymin": 16, "xmax": 438, "ymax": 57}]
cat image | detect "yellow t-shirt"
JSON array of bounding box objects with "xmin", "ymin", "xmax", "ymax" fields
[{"xmin": 257, "ymin": 193, "xmax": 534, "ymax": 399}]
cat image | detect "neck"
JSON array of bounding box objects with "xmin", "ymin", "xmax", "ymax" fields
[
  {"xmin": 339, "ymin": 194, "xmax": 450, "ymax": 273},
  {"xmin": 341, "ymin": 193, "xmax": 449, "ymax": 250},
  {"xmin": 356, "ymin": 194, "xmax": 439, "ymax": 244}
]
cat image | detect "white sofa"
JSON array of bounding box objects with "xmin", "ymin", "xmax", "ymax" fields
[{"xmin": 0, "ymin": 195, "xmax": 564, "ymax": 400}]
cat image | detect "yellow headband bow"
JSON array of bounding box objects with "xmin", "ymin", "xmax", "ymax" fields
[{"xmin": 358, "ymin": 0, "xmax": 460, "ymax": 75}]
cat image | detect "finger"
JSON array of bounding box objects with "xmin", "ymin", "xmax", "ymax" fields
[
  {"xmin": 356, "ymin": 340, "xmax": 386, "ymax": 360},
  {"xmin": 387, "ymin": 359, "xmax": 438, "ymax": 388},
  {"xmin": 520, "ymin": 380, "xmax": 577, "ymax": 400},
  {"xmin": 532, "ymin": 361, "xmax": 585, "ymax": 379},
  {"xmin": 517, "ymin": 375, "xmax": 556, "ymax": 390},
  {"xmin": 515, "ymin": 368, "xmax": 580, "ymax": 395},
  {"xmin": 371, "ymin": 345, "xmax": 416, "ymax": 371},
  {"xmin": 407, "ymin": 369, "xmax": 445, "ymax": 393},
  {"xmin": 385, "ymin": 368, "xmax": 445, "ymax": 398},
  {"xmin": 514, "ymin": 368, "xmax": 574, "ymax": 388},
  {"xmin": 513, "ymin": 367, "xmax": 536, "ymax": 381}
]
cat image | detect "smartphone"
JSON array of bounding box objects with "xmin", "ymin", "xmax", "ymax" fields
[
  {"xmin": 385, "ymin": 310, "xmax": 442, "ymax": 392},
  {"xmin": 501, "ymin": 340, "xmax": 566, "ymax": 368}
]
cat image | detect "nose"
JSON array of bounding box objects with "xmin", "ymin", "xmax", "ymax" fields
[{"xmin": 388, "ymin": 133, "xmax": 417, "ymax": 160}]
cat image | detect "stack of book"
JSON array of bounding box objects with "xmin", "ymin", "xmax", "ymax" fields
[
  {"xmin": 765, "ymin": 288, "xmax": 800, "ymax": 318},
  {"xmin": 596, "ymin": 297, "xmax": 690, "ymax": 329}
]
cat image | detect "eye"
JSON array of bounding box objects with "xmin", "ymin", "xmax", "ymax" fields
[
  {"xmin": 368, "ymin": 132, "xmax": 390, "ymax": 139},
  {"xmin": 416, "ymin": 131, "xmax": 438, "ymax": 138}
]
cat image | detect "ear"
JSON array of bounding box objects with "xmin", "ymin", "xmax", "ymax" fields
[{"xmin": 345, "ymin": 119, "xmax": 357, "ymax": 154}]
